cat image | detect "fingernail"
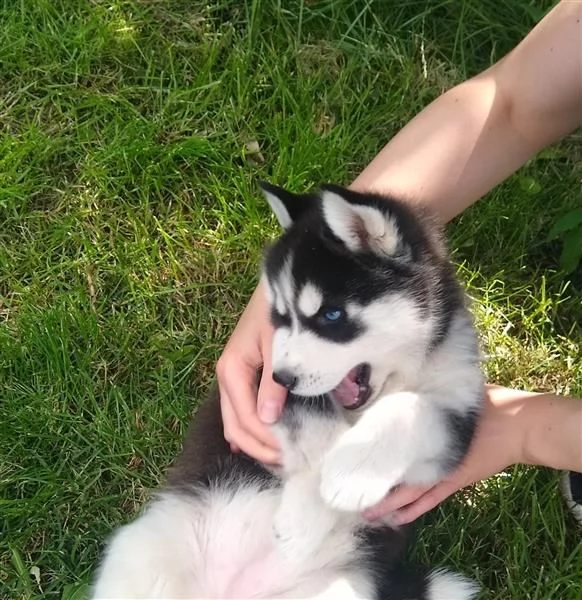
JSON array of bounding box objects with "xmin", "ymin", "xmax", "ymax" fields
[{"xmin": 259, "ymin": 401, "xmax": 280, "ymax": 424}]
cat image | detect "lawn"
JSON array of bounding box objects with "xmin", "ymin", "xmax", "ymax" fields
[{"xmin": 1, "ymin": 1, "xmax": 581, "ymax": 599}]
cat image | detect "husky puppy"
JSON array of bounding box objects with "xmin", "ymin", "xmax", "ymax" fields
[
  {"xmin": 261, "ymin": 183, "xmax": 484, "ymax": 511},
  {"xmin": 91, "ymin": 184, "xmax": 483, "ymax": 599}
]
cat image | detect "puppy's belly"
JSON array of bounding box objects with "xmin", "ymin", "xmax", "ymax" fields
[
  {"xmin": 173, "ymin": 485, "xmax": 292, "ymax": 598},
  {"xmin": 214, "ymin": 541, "xmax": 370, "ymax": 600},
  {"xmin": 217, "ymin": 543, "xmax": 284, "ymax": 597},
  {"xmin": 94, "ymin": 478, "xmax": 374, "ymax": 599},
  {"xmin": 93, "ymin": 485, "xmax": 305, "ymax": 598}
]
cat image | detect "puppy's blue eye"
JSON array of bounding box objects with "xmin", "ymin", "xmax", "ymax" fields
[{"xmin": 323, "ymin": 309, "xmax": 343, "ymax": 322}]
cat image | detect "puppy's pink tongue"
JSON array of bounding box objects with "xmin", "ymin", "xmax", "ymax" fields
[{"xmin": 331, "ymin": 367, "xmax": 360, "ymax": 407}]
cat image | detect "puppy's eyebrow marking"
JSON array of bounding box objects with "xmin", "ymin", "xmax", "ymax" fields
[
  {"xmin": 262, "ymin": 273, "xmax": 287, "ymax": 316},
  {"xmin": 275, "ymin": 256, "xmax": 295, "ymax": 313},
  {"xmin": 297, "ymin": 282, "xmax": 323, "ymax": 317},
  {"xmin": 274, "ymin": 288, "xmax": 287, "ymax": 315}
]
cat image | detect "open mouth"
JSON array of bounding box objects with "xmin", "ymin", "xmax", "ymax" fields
[{"xmin": 330, "ymin": 363, "xmax": 372, "ymax": 410}]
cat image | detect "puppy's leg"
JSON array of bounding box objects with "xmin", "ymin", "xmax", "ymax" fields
[
  {"xmin": 91, "ymin": 494, "xmax": 202, "ymax": 599},
  {"xmin": 320, "ymin": 392, "xmax": 449, "ymax": 512},
  {"xmin": 273, "ymin": 470, "xmax": 340, "ymax": 565},
  {"xmin": 277, "ymin": 570, "xmax": 376, "ymax": 599},
  {"xmin": 271, "ymin": 399, "xmax": 350, "ymax": 561}
]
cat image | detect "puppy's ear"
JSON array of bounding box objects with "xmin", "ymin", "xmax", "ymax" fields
[
  {"xmin": 320, "ymin": 187, "xmax": 410, "ymax": 260},
  {"xmin": 260, "ymin": 181, "xmax": 313, "ymax": 229}
]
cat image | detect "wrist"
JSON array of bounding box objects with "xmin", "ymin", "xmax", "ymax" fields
[
  {"xmin": 518, "ymin": 392, "xmax": 582, "ymax": 471},
  {"xmin": 484, "ymin": 385, "xmax": 534, "ymax": 467}
]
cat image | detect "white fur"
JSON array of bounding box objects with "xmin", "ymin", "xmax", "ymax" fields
[
  {"xmin": 318, "ymin": 312, "xmax": 483, "ymax": 512},
  {"xmin": 92, "ymin": 489, "xmax": 282, "ymax": 599},
  {"xmin": 93, "ymin": 186, "xmax": 483, "ymax": 599},
  {"xmin": 271, "ymin": 402, "xmax": 358, "ymax": 564},
  {"xmin": 426, "ymin": 569, "xmax": 480, "ymax": 600},
  {"xmin": 320, "ymin": 391, "xmax": 437, "ymax": 511},
  {"xmin": 92, "ymin": 402, "xmax": 480, "ymax": 599},
  {"xmin": 291, "ymin": 574, "xmax": 376, "ymax": 599},
  {"xmin": 92, "ymin": 407, "xmax": 379, "ymax": 600},
  {"xmin": 263, "ymin": 188, "xmax": 293, "ymax": 229},
  {"xmin": 297, "ymin": 282, "xmax": 323, "ymax": 317},
  {"xmin": 92, "ymin": 484, "xmax": 368, "ymax": 599},
  {"xmin": 272, "ymin": 256, "xmax": 295, "ymax": 314},
  {"xmin": 274, "ymin": 470, "xmax": 338, "ymax": 564},
  {"xmin": 321, "ymin": 190, "xmax": 401, "ymax": 256},
  {"xmin": 275, "ymin": 289, "xmax": 287, "ymax": 316},
  {"xmin": 263, "ymin": 273, "xmax": 287, "ymax": 317},
  {"xmin": 271, "ymin": 293, "xmax": 429, "ymax": 399},
  {"xmin": 269, "ymin": 248, "xmax": 483, "ymax": 511},
  {"xmin": 272, "ymin": 400, "xmax": 349, "ymax": 474}
]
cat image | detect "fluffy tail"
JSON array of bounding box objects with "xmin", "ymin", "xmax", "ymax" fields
[{"xmin": 425, "ymin": 568, "xmax": 480, "ymax": 600}]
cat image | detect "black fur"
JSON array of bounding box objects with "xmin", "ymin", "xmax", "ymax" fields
[
  {"xmin": 442, "ymin": 406, "xmax": 482, "ymax": 473},
  {"xmin": 162, "ymin": 383, "xmax": 464, "ymax": 600},
  {"xmin": 260, "ymin": 181, "xmax": 317, "ymax": 226},
  {"xmin": 262, "ymin": 183, "xmax": 465, "ymax": 351},
  {"xmin": 93, "ymin": 184, "xmax": 480, "ymax": 599},
  {"xmin": 270, "ymin": 306, "xmax": 292, "ymax": 329},
  {"xmin": 358, "ymin": 526, "xmax": 432, "ymax": 599},
  {"xmin": 166, "ymin": 386, "xmax": 280, "ymax": 506}
]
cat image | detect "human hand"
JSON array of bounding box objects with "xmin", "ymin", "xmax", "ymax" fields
[
  {"xmin": 363, "ymin": 385, "xmax": 528, "ymax": 524},
  {"xmin": 216, "ymin": 281, "xmax": 287, "ymax": 464}
]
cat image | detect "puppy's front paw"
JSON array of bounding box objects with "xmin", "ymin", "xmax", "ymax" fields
[{"xmin": 320, "ymin": 442, "xmax": 406, "ymax": 512}]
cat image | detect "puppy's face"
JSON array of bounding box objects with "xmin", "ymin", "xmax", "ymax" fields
[{"xmin": 261, "ymin": 183, "xmax": 434, "ymax": 409}]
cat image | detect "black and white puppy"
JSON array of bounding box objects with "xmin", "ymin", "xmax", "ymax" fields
[
  {"xmin": 91, "ymin": 184, "xmax": 483, "ymax": 599},
  {"xmin": 261, "ymin": 183, "xmax": 484, "ymax": 512}
]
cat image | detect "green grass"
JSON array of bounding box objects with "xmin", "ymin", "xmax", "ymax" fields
[{"xmin": 1, "ymin": 1, "xmax": 580, "ymax": 598}]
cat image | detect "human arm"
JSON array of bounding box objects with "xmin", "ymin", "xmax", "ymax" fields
[
  {"xmin": 216, "ymin": 0, "xmax": 582, "ymax": 463},
  {"xmin": 363, "ymin": 385, "xmax": 582, "ymax": 524},
  {"xmin": 351, "ymin": 0, "xmax": 582, "ymax": 219},
  {"xmin": 521, "ymin": 389, "xmax": 582, "ymax": 474}
]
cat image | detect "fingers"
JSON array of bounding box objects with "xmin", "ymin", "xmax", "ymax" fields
[
  {"xmin": 257, "ymin": 324, "xmax": 287, "ymax": 424},
  {"xmin": 217, "ymin": 350, "xmax": 281, "ymax": 455},
  {"xmin": 363, "ymin": 476, "xmax": 465, "ymax": 525},
  {"xmin": 216, "ymin": 283, "xmax": 284, "ymax": 464},
  {"xmin": 363, "ymin": 484, "xmax": 433, "ymax": 521},
  {"xmin": 219, "ymin": 375, "xmax": 280, "ymax": 464},
  {"xmin": 257, "ymin": 378, "xmax": 287, "ymax": 424},
  {"xmin": 391, "ymin": 480, "xmax": 460, "ymax": 524}
]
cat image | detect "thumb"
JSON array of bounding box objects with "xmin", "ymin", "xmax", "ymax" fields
[
  {"xmin": 257, "ymin": 376, "xmax": 287, "ymax": 424},
  {"xmin": 257, "ymin": 329, "xmax": 287, "ymax": 424}
]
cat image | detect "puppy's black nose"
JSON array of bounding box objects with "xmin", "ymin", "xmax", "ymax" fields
[{"xmin": 272, "ymin": 370, "xmax": 297, "ymax": 390}]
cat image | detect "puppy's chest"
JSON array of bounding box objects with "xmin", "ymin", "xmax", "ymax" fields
[{"xmin": 370, "ymin": 369, "xmax": 416, "ymax": 399}]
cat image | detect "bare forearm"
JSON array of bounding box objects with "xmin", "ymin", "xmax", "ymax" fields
[
  {"xmin": 351, "ymin": 1, "xmax": 582, "ymax": 223},
  {"xmin": 367, "ymin": 385, "xmax": 582, "ymax": 523},
  {"xmin": 520, "ymin": 392, "xmax": 582, "ymax": 473},
  {"xmin": 350, "ymin": 74, "xmax": 535, "ymax": 222}
]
